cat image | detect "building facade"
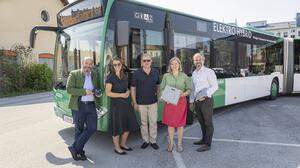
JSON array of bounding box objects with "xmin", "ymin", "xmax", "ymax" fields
[
  {"xmin": 0, "ymin": 0, "xmax": 68, "ymax": 69},
  {"xmin": 246, "ymin": 13, "xmax": 300, "ymax": 39}
]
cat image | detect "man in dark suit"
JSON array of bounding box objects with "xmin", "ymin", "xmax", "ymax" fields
[{"xmin": 66, "ymin": 57, "xmax": 101, "ymax": 161}]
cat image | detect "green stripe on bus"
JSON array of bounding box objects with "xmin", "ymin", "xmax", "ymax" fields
[{"xmin": 213, "ymin": 79, "xmax": 226, "ymax": 108}]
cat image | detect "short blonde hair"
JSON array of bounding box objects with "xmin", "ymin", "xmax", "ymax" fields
[{"xmin": 167, "ymin": 57, "xmax": 182, "ymax": 73}]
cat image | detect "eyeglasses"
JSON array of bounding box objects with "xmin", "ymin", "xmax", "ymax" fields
[
  {"xmin": 142, "ymin": 59, "xmax": 151, "ymax": 63},
  {"xmin": 113, "ymin": 63, "xmax": 121, "ymax": 67}
]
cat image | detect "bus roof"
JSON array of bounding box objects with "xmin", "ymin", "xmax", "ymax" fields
[{"xmin": 125, "ymin": 0, "xmax": 282, "ymax": 39}]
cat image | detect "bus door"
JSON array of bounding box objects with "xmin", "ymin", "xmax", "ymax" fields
[
  {"xmin": 294, "ymin": 39, "xmax": 300, "ymax": 92},
  {"xmin": 283, "ymin": 38, "xmax": 294, "ymax": 93}
]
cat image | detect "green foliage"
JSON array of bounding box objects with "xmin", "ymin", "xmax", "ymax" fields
[
  {"xmin": 0, "ymin": 45, "xmax": 53, "ymax": 97},
  {"xmin": 25, "ymin": 63, "xmax": 53, "ymax": 90}
]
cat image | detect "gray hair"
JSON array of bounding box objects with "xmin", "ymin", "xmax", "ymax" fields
[
  {"xmin": 141, "ymin": 53, "xmax": 152, "ymax": 61},
  {"xmin": 193, "ymin": 53, "xmax": 205, "ymax": 61},
  {"xmin": 167, "ymin": 57, "xmax": 182, "ymax": 73},
  {"xmin": 82, "ymin": 57, "xmax": 94, "ymax": 64}
]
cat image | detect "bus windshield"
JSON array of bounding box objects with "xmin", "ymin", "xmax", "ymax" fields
[{"xmin": 55, "ymin": 18, "xmax": 104, "ymax": 85}]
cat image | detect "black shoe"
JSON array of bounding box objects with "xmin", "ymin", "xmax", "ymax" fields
[
  {"xmin": 193, "ymin": 140, "xmax": 205, "ymax": 145},
  {"xmin": 150, "ymin": 143, "xmax": 159, "ymax": 150},
  {"xmin": 79, "ymin": 151, "xmax": 87, "ymax": 161},
  {"xmin": 196, "ymin": 145, "xmax": 211, "ymax": 152},
  {"xmin": 114, "ymin": 149, "xmax": 127, "ymax": 155},
  {"xmin": 121, "ymin": 146, "xmax": 133, "ymax": 151},
  {"xmin": 68, "ymin": 146, "xmax": 79, "ymax": 161},
  {"xmin": 141, "ymin": 142, "xmax": 149, "ymax": 149}
]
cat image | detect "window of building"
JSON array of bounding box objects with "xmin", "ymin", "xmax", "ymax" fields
[
  {"xmin": 283, "ymin": 32, "xmax": 288, "ymax": 37},
  {"xmin": 41, "ymin": 10, "xmax": 50, "ymax": 22},
  {"xmin": 298, "ymin": 31, "xmax": 300, "ymax": 37},
  {"xmin": 291, "ymin": 35, "xmax": 295, "ymax": 38},
  {"xmin": 276, "ymin": 32, "xmax": 281, "ymax": 37},
  {"xmin": 291, "ymin": 29, "xmax": 296, "ymax": 33}
]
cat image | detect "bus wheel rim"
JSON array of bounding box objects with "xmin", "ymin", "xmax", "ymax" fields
[{"xmin": 271, "ymin": 82, "xmax": 277, "ymax": 97}]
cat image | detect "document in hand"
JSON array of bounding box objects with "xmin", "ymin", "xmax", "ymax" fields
[
  {"xmin": 161, "ymin": 85, "xmax": 181, "ymax": 105},
  {"xmin": 195, "ymin": 88, "xmax": 208, "ymax": 101}
]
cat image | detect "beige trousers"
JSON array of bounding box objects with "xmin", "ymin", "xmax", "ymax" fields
[{"xmin": 138, "ymin": 103, "xmax": 158, "ymax": 143}]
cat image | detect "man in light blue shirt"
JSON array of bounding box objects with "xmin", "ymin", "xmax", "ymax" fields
[
  {"xmin": 81, "ymin": 72, "xmax": 95, "ymax": 102},
  {"xmin": 190, "ymin": 53, "xmax": 218, "ymax": 152}
]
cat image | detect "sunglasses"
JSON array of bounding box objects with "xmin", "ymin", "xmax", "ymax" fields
[
  {"xmin": 113, "ymin": 63, "xmax": 121, "ymax": 67},
  {"xmin": 142, "ymin": 59, "xmax": 151, "ymax": 63}
]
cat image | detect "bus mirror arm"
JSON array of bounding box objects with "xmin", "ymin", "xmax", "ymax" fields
[{"xmin": 30, "ymin": 26, "xmax": 59, "ymax": 48}]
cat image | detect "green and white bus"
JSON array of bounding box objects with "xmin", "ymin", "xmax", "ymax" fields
[{"xmin": 30, "ymin": 0, "xmax": 299, "ymax": 132}]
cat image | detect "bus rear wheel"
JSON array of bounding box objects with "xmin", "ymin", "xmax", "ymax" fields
[{"xmin": 269, "ymin": 79, "xmax": 278, "ymax": 100}]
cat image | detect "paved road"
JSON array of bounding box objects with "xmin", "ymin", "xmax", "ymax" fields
[{"xmin": 0, "ymin": 92, "xmax": 300, "ymax": 168}]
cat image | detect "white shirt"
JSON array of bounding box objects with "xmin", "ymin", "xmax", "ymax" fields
[
  {"xmin": 190, "ymin": 66, "xmax": 218, "ymax": 103},
  {"xmin": 81, "ymin": 72, "xmax": 95, "ymax": 102}
]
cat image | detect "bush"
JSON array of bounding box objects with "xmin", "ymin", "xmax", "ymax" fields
[
  {"xmin": 25, "ymin": 63, "xmax": 53, "ymax": 90},
  {"xmin": 0, "ymin": 77, "xmax": 14, "ymax": 95},
  {"xmin": 0, "ymin": 59, "xmax": 26, "ymax": 92}
]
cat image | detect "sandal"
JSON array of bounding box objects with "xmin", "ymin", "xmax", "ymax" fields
[
  {"xmin": 167, "ymin": 143, "xmax": 173, "ymax": 152},
  {"xmin": 177, "ymin": 143, "xmax": 184, "ymax": 153}
]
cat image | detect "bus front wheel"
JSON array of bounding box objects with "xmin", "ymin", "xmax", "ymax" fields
[{"xmin": 269, "ymin": 79, "xmax": 278, "ymax": 100}]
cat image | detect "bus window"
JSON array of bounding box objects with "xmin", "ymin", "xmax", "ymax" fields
[
  {"xmin": 129, "ymin": 28, "xmax": 166, "ymax": 74},
  {"xmin": 174, "ymin": 32, "xmax": 211, "ymax": 76},
  {"xmin": 55, "ymin": 18, "xmax": 103, "ymax": 86},
  {"xmin": 237, "ymin": 43, "xmax": 251, "ymax": 77},
  {"xmin": 213, "ymin": 39, "xmax": 236, "ymax": 78}
]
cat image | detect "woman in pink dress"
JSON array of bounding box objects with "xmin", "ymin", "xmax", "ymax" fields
[{"xmin": 160, "ymin": 57, "xmax": 191, "ymax": 152}]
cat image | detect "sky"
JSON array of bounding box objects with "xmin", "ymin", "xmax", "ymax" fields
[{"xmin": 68, "ymin": 0, "xmax": 300, "ymax": 26}]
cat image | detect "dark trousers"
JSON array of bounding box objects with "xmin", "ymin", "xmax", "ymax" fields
[
  {"xmin": 195, "ymin": 98, "xmax": 214, "ymax": 146},
  {"xmin": 71, "ymin": 102, "xmax": 97, "ymax": 153}
]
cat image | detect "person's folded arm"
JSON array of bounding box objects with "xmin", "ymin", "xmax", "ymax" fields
[{"xmin": 105, "ymin": 83, "xmax": 125, "ymax": 98}]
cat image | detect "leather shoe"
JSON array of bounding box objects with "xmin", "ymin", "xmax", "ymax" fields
[
  {"xmin": 141, "ymin": 142, "xmax": 149, "ymax": 149},
  {"xmin": 196, "ymin": 145, "xmax": 211, "ymax": 152},
  {"xmin": 193, "ymin": 139, "xmax": 205, "ymax": 145},
  {"xmin": 150, "ymin": 143, "xmax": 159, "ymax": 150},
  {"xmin": 79, "ymin": 150, "xmax": 87, "ymax": 161},
  {"xmin": 68, "ymin": 146, "xmax": 79, "ymax": 161},
  {"xmin": 121, "ymin": 146, "xmax": 133, "ymax": 151},
  {"xmin": 114, "ymin": 149, "xmax": 127, "ymax": 155}
]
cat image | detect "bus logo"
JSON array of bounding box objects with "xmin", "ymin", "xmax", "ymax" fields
[{"xmin": 134, "ymin": 12, "xmax": 153, "ymax": 23}]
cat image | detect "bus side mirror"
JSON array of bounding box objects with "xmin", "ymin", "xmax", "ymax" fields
[{"xmin": 116, "ymin": 21, "xmax": 129, "ymax": 46}]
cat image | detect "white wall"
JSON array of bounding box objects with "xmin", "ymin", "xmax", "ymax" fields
[{"xmin": 0, "ymin": 0, "xmax": 64, "ymax": 55}]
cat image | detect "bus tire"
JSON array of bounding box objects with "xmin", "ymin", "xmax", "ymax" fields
[{"xmin": 269, "ymin": 79, "xmax": 278, "ymax": 100}]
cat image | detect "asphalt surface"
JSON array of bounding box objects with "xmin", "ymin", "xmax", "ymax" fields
[{"xmin": 0, "ymin": 92, "xmax": 300, "ymax": 168}]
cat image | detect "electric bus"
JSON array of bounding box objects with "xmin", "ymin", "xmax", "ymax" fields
[{"xmin": 30, "ymin": 0, "xmax": 298, "ymax": 132}]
